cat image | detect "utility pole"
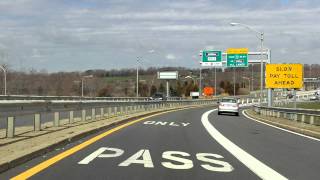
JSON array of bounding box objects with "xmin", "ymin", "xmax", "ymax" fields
[{"xmin": 0, "ymin": 65, "xmax": 7, "ymax": 96}]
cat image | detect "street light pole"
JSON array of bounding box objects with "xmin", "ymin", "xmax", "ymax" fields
[
  {"xmin": 0, "ymin": 65, "xmax": 7, "ymax": 95},
  {"xmin": 260, "ymin": 32, "xmax": 264, "ymax": 104},
  {"xmin": 230, "ymin": 22, "xmax": 264, "ymax": 105},
  {"xmin": 136, "ymin": 56, "xmax": 140, "ymax": 98},
  {"xmin": 251, "ymin": 64, "xmax": 254, "ymax": 91}
]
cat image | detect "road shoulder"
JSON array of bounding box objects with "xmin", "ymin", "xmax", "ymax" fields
[{"xmin": 244, "ymin": 109, "xmax": 320, "ymax": 140}]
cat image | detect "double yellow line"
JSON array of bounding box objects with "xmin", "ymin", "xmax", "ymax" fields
[{"xmin": 11, "ymin": 107, "xmax": 195, "ymax": 180}]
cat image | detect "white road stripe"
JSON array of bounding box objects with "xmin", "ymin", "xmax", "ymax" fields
[
  {"xmin": 201, "ymin": 109, "xmax": 288, "ymax": 180},
  {"xmin": 242, "ymin": 110, "xmax": 320, "ymax": 142}
]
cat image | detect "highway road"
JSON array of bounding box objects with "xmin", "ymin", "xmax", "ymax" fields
[{"xmin": 1, "ymin": 106, "xmax": 320, "ymax": 180}]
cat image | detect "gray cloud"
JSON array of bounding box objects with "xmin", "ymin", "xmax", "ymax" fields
[{"xmin": 0, "ymin": 0, "xmax": 319, "ymax": 72}]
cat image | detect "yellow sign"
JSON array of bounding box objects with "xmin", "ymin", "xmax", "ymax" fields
[
  {"xmin": 266, "ymin": 64, "xmax": 304, "ymax": 89},
  {"xmin": 226, "ymin": 48, "xmax": 248, "ymax": 54}
]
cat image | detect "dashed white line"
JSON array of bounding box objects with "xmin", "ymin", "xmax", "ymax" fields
[{"xmin": 201, "ymin": 109, "xmax": 288, "ymax": 180}]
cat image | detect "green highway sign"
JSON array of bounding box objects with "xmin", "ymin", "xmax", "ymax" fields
[
  {"xmin": 226, "ymin": 48, "xmax": 248, "ymax": 67},
  {"xmin": 201, "ymin": 50, "xmax": 222, "ymax": 67}
]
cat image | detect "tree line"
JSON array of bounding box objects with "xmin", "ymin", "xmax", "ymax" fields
[{"xmin": 0, "ymin": 64, "xmax": 318, "ymax": 97}]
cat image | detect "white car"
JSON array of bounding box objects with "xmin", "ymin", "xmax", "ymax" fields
[
  {"xmin": 218, "ymin": 98, "xmax": 240, "ymax": 116},
  {"xmin": 310, "ymin": 95, "xmax": 319, "ymax": 101}
]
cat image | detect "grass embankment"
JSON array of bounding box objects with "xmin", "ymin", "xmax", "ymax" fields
[{"xmin": 282, "ymin": 102, "xmax": 320, "ymax": 109}]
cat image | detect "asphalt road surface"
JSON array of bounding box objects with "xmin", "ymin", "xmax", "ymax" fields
[{"xmin": 1, "ymin": 106, "xmax": 320, "ymax": 180}]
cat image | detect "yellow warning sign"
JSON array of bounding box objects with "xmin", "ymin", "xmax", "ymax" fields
[
  {"xmin": 266, "ymin": 64, "xmax": 304, "ymax": 89},
  {"xmin": 226, "ymin": 48, "xmax": 248, "ymax": 54}
]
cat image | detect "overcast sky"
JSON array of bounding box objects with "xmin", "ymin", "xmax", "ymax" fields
[{"xmin": 0, "ymin": 0, "xmax": 319, "ymax": 72}]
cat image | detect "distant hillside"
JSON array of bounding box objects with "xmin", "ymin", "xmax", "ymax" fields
[{"xmin": 1, "ymin": 64, "xmax": 319, "ymax": 97}]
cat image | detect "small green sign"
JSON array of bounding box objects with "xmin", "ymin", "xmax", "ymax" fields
[
  {"xmin": 201, "ymin": 50, "xmax": 222, "ymax": 67},
  {"xmin": 227, "ymin": 54, "xmax": 248, "ymax": 67}
]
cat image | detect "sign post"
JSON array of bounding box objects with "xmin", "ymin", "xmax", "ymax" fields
[
  {"xmin": 201, "ymin": 50, "xmax": 222, "ymax": 96},
  {"xmin": 157, "ymin": 71, "xmax": 179, "ymax": 98},
  {"xmin": 226, "ymin": 48, "xmax": 248, "ymax": 96}
]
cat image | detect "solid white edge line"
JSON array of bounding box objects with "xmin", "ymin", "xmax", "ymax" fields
[
  {"xmin": 201, "ymin": 109, "xmax": 288, "ymax": 180},
  {"xmin": 242, "ymin": 110, "xmax": 320, "ymax": 142}
]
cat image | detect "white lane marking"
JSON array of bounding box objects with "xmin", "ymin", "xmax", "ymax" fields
[
  {"xmin": 118, "ymin": 149, "xmax": 154, "ymax": 168},
  {"xmin": 182, "ymin": 123, "xmax": 190, "ymax": 127},
  {"xmin": 161, "ymin": 151, "xmax": 194, "ymax": 169},
  {"xmin": 143, "ymin": 121, "xmax": 190, "ymax": 127},
  {"xmin": 201, "ymin": 109, "xmax": 288, "ymax": 180},
  {"xmin": 242, "ymin": 110, "xmax": 320, "ymax": 142},
  {"xmin": 78, "ymin": 147, "xmax": 124, "ymax": 165},
  {"xmin": 196, "ymin": 153, "xmax": 233, "ymax": 172}
]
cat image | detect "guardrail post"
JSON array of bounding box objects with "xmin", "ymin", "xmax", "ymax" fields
[
  {"xmin": 301, "ymin": 114, "xmax": 305, "ymax": 123},
  {"xmin": 54, "ymin": 112, "xmax": 60, "ymax": 127},
  {"xmin": 7, "ymin": 116, "xmax": 15, "ymax": 138},
  {"xmin": 91, "ymin": 108, "xmax": 96, "ymax": 121},
  {"xmin": 310, "ymin": 116, "xmax": 314, "ymax": 125},
  {"xmin": 114, "ymin": 107, "xmax": 118, "ymax": 116},
  {"xmin": 69, "ymin": 111, "xmax": 74, "ymax": 124},
  {"xmin": 120, "ymin": 106, "xmax": 124, "ymax": 114},
  {"xmin": 34, "ymin": 114, "xmax": 41, "ymax": 131},
  {"xmin": 100, "ymin": 108, "xmax": 104, "ymax": 119},
  {"xmin": 82, "ymin": 109, "xmax": 86, "ymax": 121},
  {"xmin": 107, "ymin": 107, "xmax": 112, "ymax": 117},
  {"xmin": 121, "ymin": 106, "xmax": 124, "ymax": 114}
]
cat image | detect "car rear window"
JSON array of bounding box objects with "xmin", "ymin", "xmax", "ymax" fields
[{"xmin": 221, "ymin": 99, "xmax": 237, "ymax": 103}]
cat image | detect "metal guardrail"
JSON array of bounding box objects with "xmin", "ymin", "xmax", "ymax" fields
[
  {"xmin": 0, "ymin": 99, "xmax": 216, "ymax": 138},
  {"xmin": 0, "ymin": 90, "xmax": 316, "ymax": 101},
  {"xmin": 0, "ymin": 92, "xmax": 309, "ymax": 138},
  {"xmin": 0, "ymin": 95, "xmax": 186, "ymax": 102},
  {"xmin": 253, "ymin": 105, "xmax": 320, "ymax": 126}
]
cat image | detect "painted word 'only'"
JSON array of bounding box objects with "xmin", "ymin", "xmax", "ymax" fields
[
  {"xmin": 143, "ymin": 121, "xmax": 190, "ymax": 127},
  {"xmin": 78, "ymin": 147, "xmax": 233, "ymax": 172}
]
